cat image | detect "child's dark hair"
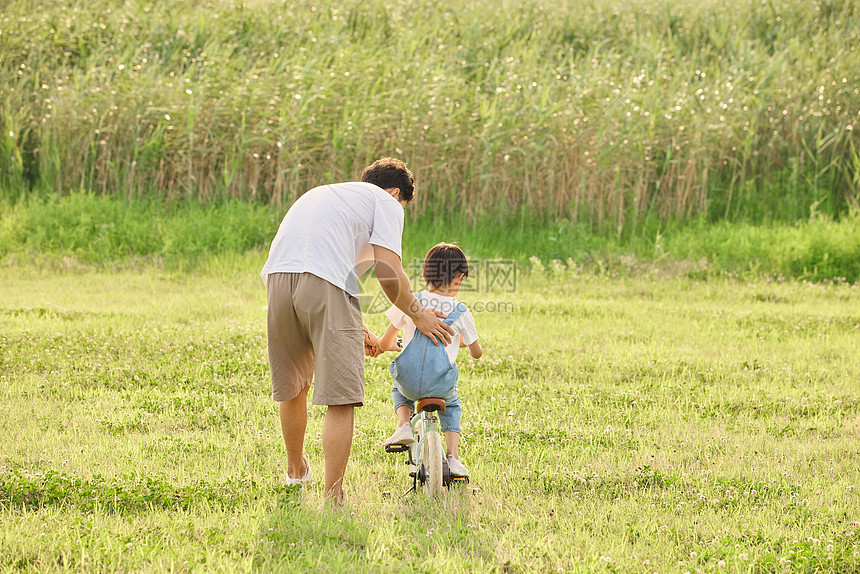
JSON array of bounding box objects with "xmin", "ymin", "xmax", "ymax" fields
[
  {"xmin": 360, "ymin": 157, "xmax": 414, "ymax": 202},
  {"xmin": 423, "ymin": 243, "xmax": 469, "ymax": 288}
]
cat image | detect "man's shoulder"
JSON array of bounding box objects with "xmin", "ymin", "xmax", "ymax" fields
[
  {"xmin": 342, "ymin": 181, "xmax": 382, "ymax": 191},
  {"xmin": 310, "ymin": 181, "xmax": 382, "ymax": 195},
  {"xmin": 298, "ymin": 182, "xmax": 389, "ymax": 220},
  {"xmin": 332, "ymin": 182, "xmax": 402, "ymax": 212}
]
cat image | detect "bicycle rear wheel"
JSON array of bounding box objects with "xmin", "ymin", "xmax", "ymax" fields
[{"xmin": 422, "ymin": 430, "xmax": 444, "ymax": 497}]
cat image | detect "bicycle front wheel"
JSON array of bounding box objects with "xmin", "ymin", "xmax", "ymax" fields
[{"xmin": 422, "ymin": 430, "xmax": 444, "ymax": 497}]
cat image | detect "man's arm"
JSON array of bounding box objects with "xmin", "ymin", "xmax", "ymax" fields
[{"xmin": 372, "ymin": 245, "xmax": 453, "ymax": 345}]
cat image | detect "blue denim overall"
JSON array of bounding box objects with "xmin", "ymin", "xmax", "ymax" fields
[{"xmin": 389, "ymin": 295, "xmax": 465, "ymax": 433}]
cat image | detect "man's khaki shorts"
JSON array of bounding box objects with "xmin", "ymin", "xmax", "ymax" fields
[{"xmin": 266, "ymin": 272, "xmax": 364, "ymax": 406}]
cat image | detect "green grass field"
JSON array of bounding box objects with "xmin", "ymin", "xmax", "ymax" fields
[
  {"xmin": 1, "ymin": 193, "xmax": 858, "ymax": 282},
  {"xmin": 2, "ymin": 255, "xmax": 858, "ymax": 572},
  {"xmin": 2, "ymin": 0, "xmax": 859, "ymax": 570}
]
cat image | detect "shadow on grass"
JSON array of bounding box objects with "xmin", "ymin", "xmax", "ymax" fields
[
  {"xmin": 388, "ymin": 483, "xmax": 501, "ymax": 570},
  {"xmin": 251, "ymin": 489, "xmax": 374, "ymax": 572},
  {"xmin": 252, "ymin": 482, "xmax": 500, "ymax": 572}
]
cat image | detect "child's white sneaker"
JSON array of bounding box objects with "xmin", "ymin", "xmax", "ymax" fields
[
  {"xmin": 384, "ymin": 423, "xmax": 414, "ymax": 447},
  {"xmin": 447, "ymin": 455, "xmax": 469, "ymax": 477}
]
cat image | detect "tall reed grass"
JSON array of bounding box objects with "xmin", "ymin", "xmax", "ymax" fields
[{"xmin": 1, "ymin": 0, "xmax": 858, "ymax": 229}]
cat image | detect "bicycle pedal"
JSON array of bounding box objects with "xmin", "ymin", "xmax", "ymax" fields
[{"xmin": 385, "ymin": 443, "xmax": 410, "ymax": 453}]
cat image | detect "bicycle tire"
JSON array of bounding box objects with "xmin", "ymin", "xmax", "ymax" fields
[{"xmin": 423, "ymin": 430, "xmax": 444, "ymax": 497}]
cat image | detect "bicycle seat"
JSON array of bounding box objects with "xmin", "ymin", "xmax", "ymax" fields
[{"xmin": 416, "ymin": 398, "xmax": 446, "ymax": 413}]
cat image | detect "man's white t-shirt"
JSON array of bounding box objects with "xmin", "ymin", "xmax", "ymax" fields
[
  {"xmin": 385, "ymin": 291, "xmax": 479, "ymax": 364},
  {"xmin": 260, "ymin": 182, "xmax": 404, "ymax": 297}
]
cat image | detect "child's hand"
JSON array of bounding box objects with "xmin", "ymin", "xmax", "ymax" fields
[{"xmin": 376, "ymin": 323, "xmax": 404, "ymax": 354}]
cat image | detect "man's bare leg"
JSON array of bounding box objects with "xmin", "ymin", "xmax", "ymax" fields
[
  {"xmin": 279, "ymin": 386, "xmax": 309, "ymax": 480},
  {"xmin": 322, "ymin": 404, "xmax": 354, "ymax": 503}
]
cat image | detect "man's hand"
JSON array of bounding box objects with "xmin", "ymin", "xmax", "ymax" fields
[
  {"xmin": 372, "ymin": 244, "xmax": 454, "ymax": 347},
  {"xmin": 411, "ymin": 307, "xmax": 454, "ymax": 346},
  {"xmin": 364, "ymin": 328, "xmax": 383, "ymax": 357}
]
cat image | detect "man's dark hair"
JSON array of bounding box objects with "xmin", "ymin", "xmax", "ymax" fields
[
  {"xmin": 423, "ymin": 243, "xmax": 469, "ymax": 288},
  {"xmin": 360, "ymin": 157, "xmax": 415, "ymax": 202}
]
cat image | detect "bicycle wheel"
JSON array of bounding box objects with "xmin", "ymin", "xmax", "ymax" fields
[{"xmin": 422, "ymin": 430, "xmax": 444, "ymax": 497}]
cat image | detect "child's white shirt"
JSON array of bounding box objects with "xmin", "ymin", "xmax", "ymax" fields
[{"xmin": 385, "ymin": 291, "xmax": 479, "ymax": 365}]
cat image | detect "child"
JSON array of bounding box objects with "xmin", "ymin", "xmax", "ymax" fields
[{"xmin": 376, "ymin": 243, "xmax": 482, "ymax": 476}]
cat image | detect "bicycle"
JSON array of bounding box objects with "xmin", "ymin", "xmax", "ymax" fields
[{"xmin": 384, "ymin": 397, "xmax": 469, "ymax": 497}]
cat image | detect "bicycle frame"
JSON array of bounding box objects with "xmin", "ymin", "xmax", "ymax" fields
[
  {"xmin": 407, "ymin": 408, "xmax": 439, "ymax": 472},
  {"xmin": 394, "ymin": 405, "xmax": 468, "ymax": 496}
]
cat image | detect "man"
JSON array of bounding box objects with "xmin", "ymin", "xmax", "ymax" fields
[{"xmin": 261, "ymin": 157, "xmax": 453, "ymax": 504}]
